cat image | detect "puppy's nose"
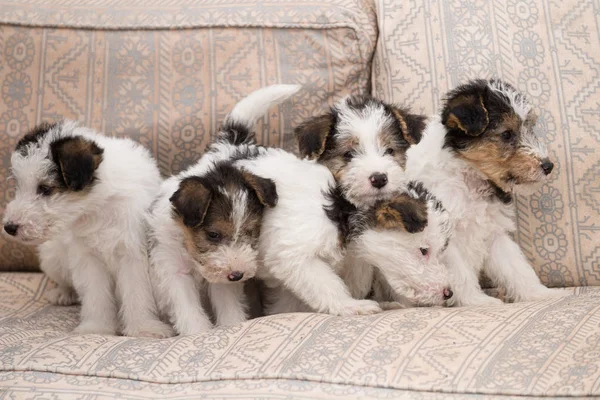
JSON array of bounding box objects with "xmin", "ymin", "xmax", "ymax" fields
[
  {"xmin": 3, "ymin": 223, "xmax": 19, "ymax": 236},
  {"xmin": 541, "ymin": 159, "xmax": 554, "ymax": 175},
  {"xmin": 227, "ymin": 271, "xmax": 244, "ymax": 282},
  {"xmin": 443, "ymin": 288, "xmax": 453, "ymax": 300},
  {"xmin": 369, "ymin": 173, "xmax": 388, "ymax": 189}
]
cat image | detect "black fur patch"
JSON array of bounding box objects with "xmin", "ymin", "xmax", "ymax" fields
[
  {"xmin": 50, "ymin": 136, "xmax": 104, "ymax": 191},
  {"xmin": 219, "ymin": 120, "xmax": 255, "ymax": 146},
  {"xmin": 488, "ymin": 180, "xmax": 513, "ymax": 204},
  {"xmin": 323, "ymin": 184, "xmax": 359, "ymax": 245},
  {"xmin": 15, "ymin": 122, "xmax": 58, "ymax": 154}
]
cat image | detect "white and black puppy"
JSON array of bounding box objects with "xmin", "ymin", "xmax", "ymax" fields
[
  {"xmin": 2, "ymin": 121, "xmax": 172, "ymax": 337},
  {"xmin": 406, "ymin": 79, "xmax": 562, "ymax": 306},
  {"xmin": 148, "ymin": 85, "xmax": 297, "ymax": 335},
  {"xmin": 294, "ymin": 95, "xmax": 426, "ymax": 208},
  {"xmin": 329, "ymin": 181, "xmax": 454, "ymax": 308}
]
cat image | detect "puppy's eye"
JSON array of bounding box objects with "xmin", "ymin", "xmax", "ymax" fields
[
  {"xmin": 500, "ymin": 130, "xmax": 514, "ymax": 142},
  {"xmin": 206, "ymin": 231, "xmax": 222, "ymax": 242},
  {"xmin": 420, "ymin": 248, "xmax": 429, "ymax": 256},
  {"xmin": 343, "ymin": 151, "xmax": 354, "ymax": 161},
  {"xmin": 37, "ymin": 184, "xmax": 53, "ymax": 197},
  {"xmin": 384, "ymin": 148, "xmax": 395, "ymax": 156}
]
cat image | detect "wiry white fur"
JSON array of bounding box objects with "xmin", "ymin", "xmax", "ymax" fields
[
  {"xmin": 3, "ymin": 121, "xmax": 172, "ymax": 337},
  {"xmin": 343, "ymin": 186, "xmax": 454, "ymax": 307},
  {"xmin": 236, "ymin": 149, "xmax": 382, "ymax": 316},
  {"xmin": 488, "ymin": 80, "xmax": 531, "ymax": 120},
  {"xmin": 406, "ymin": 116, "xmax": 563, "ymax": 306},
  {"xmin": 148, "ymin": 85, "xmax": 298, "ymax": 335},
  {"xmin": 334, "ymin": 98, "xmax": 408, "ymax": 207}
]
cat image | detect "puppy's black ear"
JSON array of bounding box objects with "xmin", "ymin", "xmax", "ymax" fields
[
  {"xmin": 170, "ymin": 177, "xmax": 212, "ymax": 228},
  {"xmin": 375, "ymin": 193, "xmax": 428, "ymax": 233},
  {"xmin": 15, "ymin": 122, "xmax": 58, "ymax": 154},
  {"xmin": 442, "ymin": 93, "xmax": 489, "ymax": 137},
  {"xmin": 242, "ymin": 171, "xmax": 278, "ymax": 208},
  {"xmin": 390, "ymin": 107, "xmax": 427, "ymax": 145},
  {"xmin": 294, "ymin": 113, "xmax": 335, "ymax": 159},
  {"xmin": 50, "ymin": 136, "xmax": 103, "ymax": 191}
]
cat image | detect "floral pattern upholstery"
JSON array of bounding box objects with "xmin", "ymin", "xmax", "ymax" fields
[{"xmin": 1, "ymin": 273, "xmax": 599, "ymax": 398}]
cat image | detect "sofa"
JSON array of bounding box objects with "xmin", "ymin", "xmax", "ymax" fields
[{"xmin": 1, "ymin": 0, "xmax": 599, "ymax": 398}]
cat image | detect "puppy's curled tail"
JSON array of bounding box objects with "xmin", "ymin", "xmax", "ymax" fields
[{"xmin": 219, "ymin": 84, "xmax": 301, "ymax": 145}]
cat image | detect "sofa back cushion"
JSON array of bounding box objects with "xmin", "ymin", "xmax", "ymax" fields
[
  {"xmin": 0, "ymin": 0, "xmax": 377, "ymax": 271},
  {"xmin": 373, "ymin": 0, "xmax": 600, "ymax": 287}
]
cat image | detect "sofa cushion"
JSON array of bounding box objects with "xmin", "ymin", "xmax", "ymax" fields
[
  {"xmin": 1, "ymin": 273, "xmax": 599, "ymax": 398},
  {"xmin": 0, "ymin": 0, "xmax": 377, "ymax": 271},
  {"xmin": 372, "ymin": 0, "xmax": 600, "ymax": 288}
]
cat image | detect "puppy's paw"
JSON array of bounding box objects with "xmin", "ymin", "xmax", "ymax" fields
[
  {"xmin": 514, "ymin": 287, "xmax": 570, "ymax": 302},
  {"xmin": 379, "ymin": 301, "xmax": 407, "ymax": 311},
  {"xmin": 123, "ymin": 320, "xmax": 175, "ymax": 339},
  {"xmin": 453, "ymin": 293, "xmax": 503, "ymax": 307},
  {"xmin": 335, "ymin": 299, "xmax": 382, "ymax": 316},
  {"xmin": 177, "ymin": 320, "xmax": 213, "ymax": 336},
  {"xmin": 72, "ymin": 321, "xmax": 117, "ymax": 336},
  {"xmin": 217, "ymin": 313, "xmax": 248, "ymax": 327},
  {"xmin": 46, "ymin": 286, "xmax": 78, "ymax": 306},
  {"xmin": 375, "ymin": 194, "xmax": 428, "ymax": 233}
]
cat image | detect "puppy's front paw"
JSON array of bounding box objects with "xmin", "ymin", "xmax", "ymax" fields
[
  {"xmin": 514, "ymin": 287, "xmax": 570, "ymax": 302},
  {"xmin": 46, "ymin": 286, "xmax": 78, "ymax": 306},
  {"xmin": 335, "ymin": 299, "xmax": 382, "ymax": 316},
  {"xmin": 379, "ymin": 301, "xmax": 407, "ymax": 311},
  {"xmin": 123, "ymin": 320, "xmax": 175, "ymax": 339},
  {"xmin": 72, "ymin": 321, "xmax": 117, "ymax": 336},
  {"xmin": 453, "ymin": 293, "xmax": 503, "ymax": 307},
  {"xmin": 177, "ymin": 320, "xmax": 213, "ymax": 336}
]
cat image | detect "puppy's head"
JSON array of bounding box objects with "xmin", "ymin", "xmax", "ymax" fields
[
  {"xmin": 3, "ymin": 121, "xmax": 104, "ymax": 245},
  {"xmin": 442, "ymin": 79, "xmax": 553, "ymax": 194},
  {"xmin": 170, "ymin": 163, "xmax": 277, "ymax": 284},
  {"xmin": 295, "ymin": 96, "xmax": 426, "ymax": 207},
  {"xmin": 357, "ymin": 182, "xmax": 453, "ymax": 307}
]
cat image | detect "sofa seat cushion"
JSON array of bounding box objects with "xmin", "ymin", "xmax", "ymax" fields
[
  {"xmin": 1, "ymin": 273, "xmax": 599, "ymax": 398},
  {"xmin": 0, "ymin": 0, "xmax": 377, "ymax": 271}
]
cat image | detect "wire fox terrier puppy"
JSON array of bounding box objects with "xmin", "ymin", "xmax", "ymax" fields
[
  {"xmin": 327, "ymin": 181, "xmax": 454, "ymax": 308},
  {"xmin": 406, "ymin": 78, "xmax": 562, "ymax": 306},
  {"xmin": 148, "ymin": 85, "xmax": 296, "ymax": 335},
  {"xmin": 3, "ymin": 121, "xmax": 172, "ymax": 337}
]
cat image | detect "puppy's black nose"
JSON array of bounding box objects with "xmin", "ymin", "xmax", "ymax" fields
[
  {"xmin": 443, "ymin": 288, "xmax": 453, "ymax": 300},
  {"xmin": 227, "ymin": 271, "xmax": 244, "ymax": 282},
  {"xmin": 541, "ymin": 159, "xmax": 554, "ymax": 175},
  {"xmin": 3, "ymin": 223, "xmax": 18, "ymax": 236},
  {"xmin": 369, "ymin": 173, "xmax": 388, "ymax": 189}
]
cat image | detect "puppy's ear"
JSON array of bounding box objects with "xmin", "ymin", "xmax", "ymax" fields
[
  {"xmin": 442, "ymin": 93, "xmax": 489, "ymax": 136},
  {"xmin": 294, "ymin": 113, "xmax": 335, "ymax": 159},
  {"xmin": 50, "ymin": 136, "xmax": 103, "ymax": 191},
  {"xmin": 375, "ymin": 193, "xmax": 428, "ymax": 233},
  {"xmin": 242, "ymin": 171, "xmax": 278, "ymax": 208},
  {"xmin": 16, "ymin": 121, "xmax": 58, "ymax": 154},
  {"xmin": 390, "ymin": 107, "xmax": 427, "ymax": 145},
  {"xmin": 170, "ymin": 177, "xmax": 212, "ymax": 228}
]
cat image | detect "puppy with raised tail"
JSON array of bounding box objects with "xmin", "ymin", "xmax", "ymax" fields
[
  {"xmin": 406, "ymin": 79, "xmax": 562, "ymax": 306},
  {"xmin": 2, "ymin": 121, "xmax": 172, "ymax": 337},
  {"xmin": 148, "ymin": 85, "xmax": 297, "ymax": 335}
]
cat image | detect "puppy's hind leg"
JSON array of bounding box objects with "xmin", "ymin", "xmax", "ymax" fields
[
  {"xmin": 485, "ymin": 233, "xmax": 567, "ymax": 302},
  {"xmin": 266, "ymin": 256, "xmax": 382, "ymax": 316},
  {"xmin": 117, "ymin": 250, "xmax": 174, "ymax": 338},
  {"xmin": 209, "ymin": 283, "xmax": 248, "ymax": 327}
]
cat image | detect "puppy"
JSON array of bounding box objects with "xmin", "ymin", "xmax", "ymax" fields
[
  {"xmin": 331, "ymin": 181, "xmax": 454, "ymax": 308},
  {"xmin": 3, "ymin": 121, "xmax": 172, "ymax": 337},
  {"xmin": 406, "ymin": 79, "xmax": 560, "ymax": 306},
  {"xmin": 294, "ymin": 95, "xmax": 426, "ymax": 208},
  {"xmin": 148, "ymin": 85, "xmax": 297, "ymax": 335}
]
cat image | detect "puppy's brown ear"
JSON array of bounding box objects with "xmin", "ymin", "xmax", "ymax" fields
[
  {"xmin": 375, "ymin": 193, "xmax": 428, "ymax": 233},
  {"xmin": 50, "ymin": 136, "xmax": 103, "ymax": 191},
  {"xmin": 170, "ymin": 177, "xmax": 212, "ymax": 228},
  {"xmin": 242, "ymin": 171, "xmax": 278, "ymax": 208},
  {"xmin": 294, "ymin": 113, "xmax": 335, "ymax": 159},
  {"xmin": 442, "ymin": 93, "xmax": 489, "ymax": 137},
  {"xmin": 390, "ymin": 107, "xmax": 427, "ymax": 145}
]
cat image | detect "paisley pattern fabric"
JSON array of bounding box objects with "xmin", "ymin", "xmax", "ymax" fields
[
  {"xmin": 1, "ymin": 273, "xmax": 599, "ymax": 398},
  {"xmin": 372, "ymin": 0, "xmax": 600, "ymax": 288},
  {"xmin": 0, "ymin": 0, "xmax": 377, "ymax": 271}
]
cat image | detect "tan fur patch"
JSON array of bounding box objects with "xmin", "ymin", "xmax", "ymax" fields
[
  {"xmin": 374, "ymin": 194, "xmax": 428, "ymax": 233},
  {"xmin": 390, "ymin": 108, "xmax": 413, "ymax": 144}
]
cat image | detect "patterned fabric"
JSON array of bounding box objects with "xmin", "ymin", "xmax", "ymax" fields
[
  {"xmin": 373, "ymin": 0, "xmax": 600, "ymax": 288},
  {"xmin": 0, "ymin": 0, "xmax": 377, "ymax": 271},
  {"xmin": 2, "ymin": 273, "xmax": 599, "ymax": 398}
]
